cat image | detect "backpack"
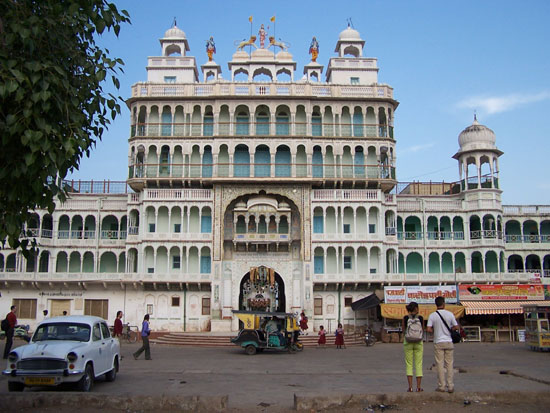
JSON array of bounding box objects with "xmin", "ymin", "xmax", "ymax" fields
[
  {"xmin": 405, "ymin": 316, "xmax": 423, "ymax": 342},
  {"xmin": 1, "ymin": 317, "xmax": 9, "ymax": 332}
]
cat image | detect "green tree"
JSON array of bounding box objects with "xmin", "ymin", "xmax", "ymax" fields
[{"xmin": 0, "ymin": 0, "xmax": 130, "ymax": 252}]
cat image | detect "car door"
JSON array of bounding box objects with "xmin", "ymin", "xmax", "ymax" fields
[
  {"xmin": 90, "ymin": 322, "xmax": 108, "ymax": 375},
  {"xmin": 100, "ymin": 322, "xmax": 116, "ymax": 370}
]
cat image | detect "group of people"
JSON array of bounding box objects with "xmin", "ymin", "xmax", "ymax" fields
[
  {"xmin": 302, "ymin": 295, "xmax": 460, "ymax": 393},
  {"xmin": 402, "ymin": 296, "xmax": 459, "ymax": 393},
  {"xmin": 112, "ymin": 311, "xmax": 152, "ymax": 360}
]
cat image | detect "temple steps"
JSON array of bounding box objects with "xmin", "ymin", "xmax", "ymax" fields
[{"xmin": 150, "ymin": 332, "xmax": 365, "ymax": 347}]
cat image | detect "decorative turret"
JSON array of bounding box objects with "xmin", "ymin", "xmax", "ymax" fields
[
  {"xmin": 160, "ymin": 23, "xmax": 190, "ymax": 57},
  {"xmin": 326, "ymin": 24, "xmax": 378, "ymax": 84},
  {"xmin": 453, "ymin": 116, "xmax": 504, "ymax": 191},
  {"xmin": 334, "ymin": 24, "xmax": 365, "ymax": 57},
  {"xmin": 146, "ymin": 22, "xmax": 198, "ymax": 83}
]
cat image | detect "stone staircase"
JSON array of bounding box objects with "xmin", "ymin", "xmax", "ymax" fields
[{"xmin": 150, "ymin": 331, "xmax": 366, "ymax": 347}]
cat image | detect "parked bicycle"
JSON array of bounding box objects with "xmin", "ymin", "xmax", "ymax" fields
[{"xmin": 121, "ymin": 323, "xmax": 138, "ymax": 343}]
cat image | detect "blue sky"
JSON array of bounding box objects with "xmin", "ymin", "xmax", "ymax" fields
[{"xmin": 70, "ymin": 0, "xmax": 550, "ymax": 205}]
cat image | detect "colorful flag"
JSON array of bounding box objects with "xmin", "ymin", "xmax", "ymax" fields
[
  {"xmin": 270, "ymin": 16, "xmax": 276, "ymax": 23},
  {"xmin": 249, "ymin": 16, "xmax": 253, "ymax": 23}
]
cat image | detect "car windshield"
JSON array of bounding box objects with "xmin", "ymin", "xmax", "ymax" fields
[{"xmin": 32, "ymin": 323, "xmax": 91, "ymax": 342}]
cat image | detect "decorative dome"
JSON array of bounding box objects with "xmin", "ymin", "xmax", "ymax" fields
[
  {"xmin": 276, "ymin": 50, "xmax": 293, "ymax": 60},
  {"xmin": 164, "ymin": 25, "xmax": 186, "ymax": 39},
  {"xmin": 251, "ymin": 48, "xmax": 275, "ymax": 60},
  {"xmin": 231, "ymin": 50, "xmax": 250, "ymax": 61},
  {"xmin": 458, "ymin": 117, "xmax": 497, "ymax": 151},
  {"xmin": 339, "ymin": 25, "xmax": 361, "ymax": 41}
]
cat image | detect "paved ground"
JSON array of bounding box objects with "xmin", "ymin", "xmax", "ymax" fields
[{"xmin": 1, "ymin": 340, "xmax": 550, "ymax": 411}]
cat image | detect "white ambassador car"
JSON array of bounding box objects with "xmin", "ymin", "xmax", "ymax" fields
[{"xmin": 2, "ymin": 315, "xmax": 120, "ymax": 392}]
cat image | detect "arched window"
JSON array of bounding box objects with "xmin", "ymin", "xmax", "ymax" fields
[
  {"xmin": 234, "ymin": 144, "xmax": 250, "ymax": 177},
  {"xmin": 275, "ymin": 145, "xmax": 291, "ymax": 177}
]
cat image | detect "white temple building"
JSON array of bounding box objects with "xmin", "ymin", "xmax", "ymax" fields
[{"xmin": 1, "ymin": 23, "xmax": 548, "ymax": 332}]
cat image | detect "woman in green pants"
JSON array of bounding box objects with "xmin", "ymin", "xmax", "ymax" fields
[{"xmin": 402, "ymin": 302, "xmax": 424, "ymax": 392}]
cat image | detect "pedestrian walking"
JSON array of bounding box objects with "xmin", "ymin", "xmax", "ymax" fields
[
  {"xmin": 317, "ymin": 325, "xmax": 326, "ymax": 348},
  {"xmin": 2, "ymin": 306, "xmax": 18, "ymax": 359},
  {"xmin": 42, "ymin": 310, "xmax": 49, "ymax": 320},
  {"xmin": 427, "ymin": 296, "xmax": 459, "ymax": 393},
  {"xmin": 113, "ymin": 310, "xmax": 124, "ymax": 353},
  {"xmin": 334, "ymin": 323, "xmax": 345, "ymax": 349},
  {"xmin": 299, "ymin": 310, "xmax": 309, "ymax": 335},
  {"xmin": 133, "ymin": 314, "xmax": 152, "ymax": 360},
  {"xmin": 402, "ymin": 301, "xmax": 424, "ymax": 392}
]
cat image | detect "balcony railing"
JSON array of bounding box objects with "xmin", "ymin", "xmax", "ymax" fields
[
  {"xmin": 312, "ymin": 189, "xmax": 381, "ymax": 201},
  {"xmin": 505, "ymin": 234, "xmax": 550, "ymax": 243},
  {"xmin": 129, "ymin": 162, "xmax": 396, "ymax": 181},
  {"xmin": 23, "ymin": 229, "xmax": 126, "ymax": 241},
  {"xmin": 470, "ymin": 230, "xmax": 503, "ymax": 240},
  {"xmin": 234, "ymin": 233, "xmax": 290, "ymax": 243},
  {"xmin": 130, "ymin": 120, "xmax": 394, "ymax": 139},
  {"xmin": 131, "ymin": 81, "xmax": 394, "ymax": 100}
]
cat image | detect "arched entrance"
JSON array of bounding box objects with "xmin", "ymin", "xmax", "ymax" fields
[{"xmin": 239, "ymin": 266, "xmax": 286, "ymax": 312}]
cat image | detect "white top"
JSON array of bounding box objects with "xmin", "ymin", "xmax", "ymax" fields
[{"xmin": 427, "ymin": 309, "xmax": 458, "ymax": 344}]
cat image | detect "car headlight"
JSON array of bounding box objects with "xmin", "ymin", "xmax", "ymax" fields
[
  {"xmin": 67, "ymin": 352, "xmax": 78, "ymax": 362},
  {"xmin": 8, "ymin": 352, "xmax": 18, "ymax": 362}
]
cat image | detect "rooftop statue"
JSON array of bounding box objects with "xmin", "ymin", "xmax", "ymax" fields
[
  {"xmin": 235, "ymin": 35, "xmax": 257, "ymax": 51},
  {"xmin": 258, "ymin": 24, "xmax": 267, "ymax": 48},
  {"xmin": 309, "ymin": 36, "xmax": 319, "ymax": 62},
  {"xmin": 206, "ymin": 36, "xmax": 216, "ymax": 61},
  {"xmin": 268, "ymin": 36, "xmax": 289, "ymax": 51}
]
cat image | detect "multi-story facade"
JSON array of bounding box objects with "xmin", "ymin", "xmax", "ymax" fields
[{"xmin": 1, "ymin": 24, "xmax": 548, "ymax": 332}]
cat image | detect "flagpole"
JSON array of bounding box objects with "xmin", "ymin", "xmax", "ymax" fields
[
  {"xmin": 271, "ymin": 16, "xmax": 276, "ymax": 58},
  {"xmin": 249, "ymin": 16, "xmax": 253, "ymax": 54}
]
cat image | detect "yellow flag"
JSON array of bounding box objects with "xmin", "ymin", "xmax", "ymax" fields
[
  {"xmin": 249, "ymin": 16, "xmax": 253, "ymax": 23},
  {"xmin": 270, "ymin": 16, "xmax": 276, "ymax": 22}
]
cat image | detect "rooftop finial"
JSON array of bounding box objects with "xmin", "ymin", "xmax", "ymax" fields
[
  {"xmin": 173, "ymin": 17, "xmax": 177, "ymax": 27},
  {"xmin": 474, "ymin": 110, "xmax": 477, "ymax": 122}
]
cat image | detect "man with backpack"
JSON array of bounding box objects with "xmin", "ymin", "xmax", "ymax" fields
[
  {"xmin": 402, "ymin": 301, "xmax": 424, "ymax": 392},
  {"xmin": 2, "ymin": 305, "xmax": 18, "ymax": 359},
  {"xmin": 427, "ymin": 296, "xmax": 459, "ymax": 393}
]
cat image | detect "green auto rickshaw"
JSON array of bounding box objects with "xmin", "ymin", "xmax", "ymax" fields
[{"xmin": 231, "ymin": 310, "xmax": 303, "ymax": 355}]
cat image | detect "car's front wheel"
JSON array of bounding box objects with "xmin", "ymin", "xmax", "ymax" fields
[
  {"xmin": 105, "ymin": 358, "xmax": 118, "ymax": 382},
  {"xmin": 8, "ymin": 381, "xmax": 25, "ymax": 392},
  {"xmin": 77, "ymin": 363, "xmax": 94, "ymax": 392}
]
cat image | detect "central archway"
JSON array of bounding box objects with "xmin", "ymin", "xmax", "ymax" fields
[{"xmin": 238, "ymin": 266, "xmax": 286, "ymax": 312}]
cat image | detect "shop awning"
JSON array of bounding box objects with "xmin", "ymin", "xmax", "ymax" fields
[
  {"xmin": 351, "ymin": 294, "xmax": 380, "ymax": 311},
  {"xmin": 462, "ymin": 301, "xmax": 544, "ymax": 315},
  {"xmin": 380, "ymin": 304, "xmax": 464, "ymax": 320}
]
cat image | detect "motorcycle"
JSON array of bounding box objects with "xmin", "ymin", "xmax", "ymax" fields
[
  {"xmin": 364, "ymin": 327, "xmax": 376, "ymax": 346},
  {"xmin": 0, "ymin": 324, "xmax": 31, "ymax": 342}
]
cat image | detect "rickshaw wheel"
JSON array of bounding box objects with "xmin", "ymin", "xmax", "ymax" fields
[
  {"xmin": 295, "ymin": 343, "xmax": 304, "ymax": 352},
  {"xmin": 245, "ymin": 345, "xmax": 257, "ymax": 355}
]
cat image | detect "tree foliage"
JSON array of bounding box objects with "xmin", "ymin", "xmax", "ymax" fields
[{"xmin": 0, "ymin": 0, "xmax": 130, "ymax": 252}]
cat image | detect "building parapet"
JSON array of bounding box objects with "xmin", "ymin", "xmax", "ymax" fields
[
  {"xmin": 130, "ymin": 81, "xmax": 394, "ymax": 100},
  {"xmin": 312, "ymin": 189, "xmax": 381, "ymax": 202},
  {"xmin": 503, "ymin": 205, "xmax": 550, "ymax": 216}
]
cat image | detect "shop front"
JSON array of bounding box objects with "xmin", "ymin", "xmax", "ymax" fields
[
  {"xmin": 380, "ymin": 286, "xmax": 464, "ymax": 342},
  {"xmin": 459, "ymin": 284, "xmax": 546, "ymax": 342}
]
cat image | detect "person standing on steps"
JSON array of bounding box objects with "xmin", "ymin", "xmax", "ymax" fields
[
  {"xmin": 299, "ymin": 310, "xmax": 309, "ymax": 335},
  {"xmin": 317, "ymin": 325, "xmax": 326, "ymax": 348},
  {"xmin": 427, "ymin": 296, "xmax": 459, "ymax": 393},
  {"xmin": 334, "ymin": 323, "xmax": 345, "ymax": 349},
  {"xmin": 133, "ymin": 314, "xmax": 152, "ymax": 360}
]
